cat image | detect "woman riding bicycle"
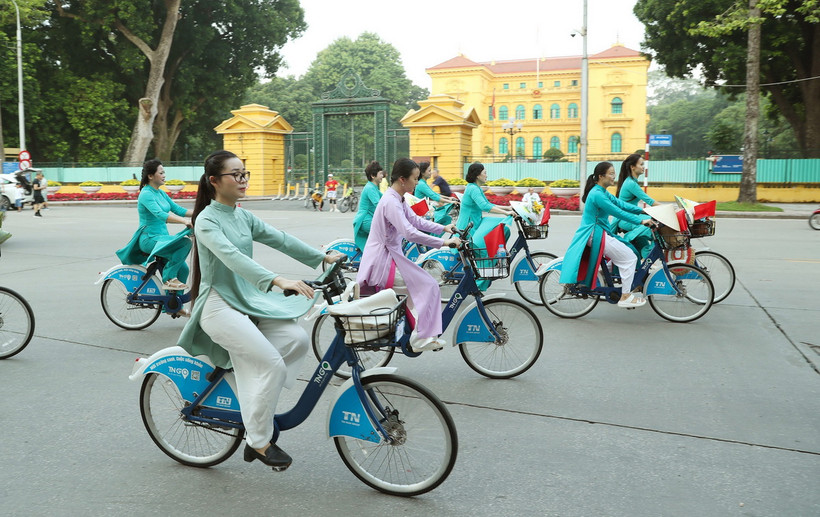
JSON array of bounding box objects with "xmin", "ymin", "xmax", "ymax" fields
[
  {"xmin": 358, "ymin": 158, "xmax": 461, "ymax": 353},
  {"xmin": 560, "ymin": 161, "xmax": 655, "ymax": 308},
  {"xmin": 176, "ymin": 150, "xmax": 341, "ymax": 469},
  {"xmin": 352, "ymin": 160, "xmax": 385, "ymax": 251},
  {"xmin": 615, "ymin": 153, "xmax": 657, "ymax": 259},
  {"xmin": 455, "ymin": 162, "xmax": 515, "ymax": 239},
  {"xmin": 414, "ymin": 161, "xmax": 459, "ymax": 226},
  {"xmin": 119, "ymin": 159, "xmax": 193, "ymax": 291}
]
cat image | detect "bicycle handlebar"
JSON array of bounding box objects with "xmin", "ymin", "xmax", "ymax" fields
[{"xmin": 283, "ymin": 255, "xmax": 349, "ymax": 298}]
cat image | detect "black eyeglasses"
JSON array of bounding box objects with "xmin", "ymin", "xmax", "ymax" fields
[{"xmin": 219, "ymin": 170, "xmax": 251, "ymax": 182}]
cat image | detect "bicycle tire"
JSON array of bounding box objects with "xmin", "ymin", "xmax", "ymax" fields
[
  {"xmin": 538, "ymin": 269, "xmax": 598, "ymax": 318},
  {"xmin": 339, "ymin": 198, "xmax": 351, "ymax": 213},
  {"xmin": 334, "ymin": 374, "xmax": 457, "ymax": 496},
  {"xmin": 311, "ymin": 313, "xmax": 393, "ymax": 379},
  {"xmin": 809, "ymin": 213, "xmax": 820, "ymax": 230},
  {"xmin": 458, "ymin": 298, "xmax": 543, "ymax": 379},
  {"xmin": 512, "ymin": 251, "xmax": 558, "ymax": 305},
  {"xmin": 0, "ymin": 286, "xmax": 35, "ymax": 359},
  {"xmin": 647, "ymin": 263, "xmax": 714, "ymax": 323},
  {"xmin": 692, "ymin": 250, "xmax": 735, "ymax": 303},
  {"xmin": 350, "ymin": 196, "xmax": 359, "ymax": 212},
  {"xmin": 421, "ymin": 258, "xmax": 459, "ymax": 303},
  {"xmin": 100, "ymin": 278, "xmax": 162, "ymax": 330},
  {"xmin": 140, "ymin": 372, "xmax": 243, "ymax": 468}
]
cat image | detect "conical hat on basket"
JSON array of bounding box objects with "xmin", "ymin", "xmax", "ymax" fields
[{"xmin": 643, "ymin": 203, "xmax": 681, "ymax": 231}]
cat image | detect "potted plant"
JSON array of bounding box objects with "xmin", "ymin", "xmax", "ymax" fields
[
  {"xmin": 548, "ymin": 179, "xmax": 581, "ymax": 198},
  {"xmin": 164, "ymin": 179, "xmax": 186, "ymax": 193},
  {"xmin": 46, "ymin": 180, "xmax": 62, "ymax": 195},
  {"xmin": 515, "ymin": 177, "xmax": 546, "ymax": 194},
  {"xmin": 78, "ymin": 181, "xmax": 104, "ymax": 194},
  {"xmin": 120, "ymin": 178, "xmax": 141, "ymax": 194},
  {"xmin": 486, "ymin": 178, "xmax": 516, "ymax": 195},
  {"xmin": 448, "ymin": 177, "xmax": 467, "ymax": 193}
]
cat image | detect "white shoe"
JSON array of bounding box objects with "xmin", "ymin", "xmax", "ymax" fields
[
  {"xmin": 617, "ymin": 292, "xmax": 647, "ymax": 308},
  {"xmin": 410, "ymin": 337, "xmax": 446, "ymax": 353}
]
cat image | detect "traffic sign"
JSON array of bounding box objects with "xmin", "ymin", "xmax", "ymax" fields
[
  {"xmin": 18, "ymin": 150, "xmax": 31, "ymax": 161},
  {"xmin": 648, "ymin": 134, "xmax": 672, "ymax": 147},
  {"xmin": 711, "ymin": 155, "xmax": 743, "ymax": 174},
  {"xmin": 18, "ymin": 159, "xmax": 32, "ymax": 170}
]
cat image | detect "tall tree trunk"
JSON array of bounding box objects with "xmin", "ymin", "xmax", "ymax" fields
[
  {"xmin": 738, "ymin": 0, "xmax": 761, "ymax": 204},
  {"xmin": 120, "ymin": 0, "xmax": 181, "ymax": 164},
  {"xmin": 0, "ymin": 97, "xmax": 5, "ymax": 162}
]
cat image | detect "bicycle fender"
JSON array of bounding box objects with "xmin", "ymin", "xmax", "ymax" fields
[
  {"xmin": 415, "ymin": 248, "xmax": 459, "ymax": 269},
  {"xmin": 327, "ymin": 367, "xmax": 397, "ymax": 443},
  {"xmin": 450, "ymin": 294, "xmax": 507, "ymax": 345},
  {"xmin": 129, "ymin": 346, "xmax": 240, "ymax": 411},
  {"xmin": 95, "ymin": 264, "xmax": 163, "ymax": 296},
  {"xmin": 644, "ymin": 267, "xmax": 704, "ymax": 295},
  {"xmin": 323, "ymin": 239, "xmax": 359, "ymax": 259},
  {"xmin": 511, "ymin": 255, "xmax": 538, "ymax": 283},
  {"xmin": 545, "ymin": 256, "xmax": 563, "ymax": 272}
]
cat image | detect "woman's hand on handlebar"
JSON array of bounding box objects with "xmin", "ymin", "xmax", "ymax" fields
[
  {"xmin": 443, "ymin": 236, "xmax": 462, "ymax": 249},
  {"xmin": 273, "ymin": 276, "xmax": 315, "ymax": 299},
  {"xmin": 323, "ymin": 251, "xmax": 345, "ymax": 264},
  {"xmin": 442, "ymin": 223, "xmax": 457, "ymax": 234},
  {"xmin": 641, "ymin": 218, "xmax": 658, "ymax": 228}
]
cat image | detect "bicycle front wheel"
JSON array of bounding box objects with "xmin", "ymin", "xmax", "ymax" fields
[
  {"xmin": 648, "ymin": 264, "xmax": 714, "ymax": 323},
  {"xmin": 350, "ymin": 196, "xmax": 359, "ymax": 212},
  {"xmin": 334, "ymin": 374, "xmax": 457, "ymax": 496},
  {"xmin": 512, "ymin": 251, "xmax": 558, "ymax": 305},
  {"xmin": 100, "ymin": 278, "xmax": 162, "ymax": 330},
  {"xmin": 809, "ymin": 213, "xmax": 820, "ymax": 230},
  {"xmin": 140, "ymin": 373, "xmax": 243, "ymax": 468},
  {"xmin": 0, "ymin": 286, "xmax": 35, "ymax": 359},
  {"xmin": 538, "ymin": 269, "xmax": 598, "ymax": 318},
  {"xmin": 339, "ymin": 198, "xmax": 351, "ymax": 213},
  {"xmin": 692, "ymin": 250, "xmax": 735, "ymax": 303},
  {"xmin": 458, "ymin": 299, "xmax": 543, "ymax": 379},
  {"xmin": 311, "ymin": 313, "xmax": 393, "ymax": 379}
]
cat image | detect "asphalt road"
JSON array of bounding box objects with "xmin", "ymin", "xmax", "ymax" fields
[{"xmin": 1, "ymin": 202, "xmax": 818, "ymax": 517}]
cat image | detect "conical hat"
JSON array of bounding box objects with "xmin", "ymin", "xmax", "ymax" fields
[{"xmin": 643, "ymin": 203, "xmax": 680, "ymax": 231}]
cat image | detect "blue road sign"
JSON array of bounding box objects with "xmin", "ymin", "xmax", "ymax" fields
[
  {"xmin": 712, "ymin": 155, "xmax": 743, "ymax": 173},
  {"xmin": 2, "ymin": 162, "xmax": 19, "ymax": 174},
  {"xmin": 649, "ymin": 134, "xmax": 673, "ymax": 147}
]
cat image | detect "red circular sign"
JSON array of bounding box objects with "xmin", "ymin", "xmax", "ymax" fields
[
  {"xmin": 19, "ymin": 159, "xmax": 32, "ymax": 170},
  {"xmin": 18, "ymin": 150, "xmax": 31, "ymax": 161}
]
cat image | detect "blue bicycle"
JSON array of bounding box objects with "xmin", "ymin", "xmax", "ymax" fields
[
  {"xmin": 97, "ymin": 229, "xmax": 191, "ymax": 330},
  {"xmin": 311, "ymin": 223, "xmax": 544, "ymax": 379},
  {"xmin": 131, "ymin": 259, "xmax": 458, "ymax": 497}
]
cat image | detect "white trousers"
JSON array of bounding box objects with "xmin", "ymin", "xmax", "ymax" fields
[
  {"xmin": 199, "ymin": 290, "xmax": 309, "ymax": 449},
  {"xmin": 590, "ymin": 234, "xmax": 638, "ymax": 291}
]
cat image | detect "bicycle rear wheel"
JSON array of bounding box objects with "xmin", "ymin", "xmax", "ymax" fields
[
  {"xmin": 512, "ymin": 251, "xmax": 558, "ymax": 305},
  {"xmin": 334, "ymin": 374, "xmax": 457, "ymax": 496},
  {"xmin": 100, "ymin": 279, "xmax": 162, "ymax": 330},
  {"xmin": 339, "ymin": 197, "xmax": 351, "ymax": 213},
  {"xmin": 350, "ymin": 196, "xmax": 359, "ymax": 212},
  {"xmin": 140, "ymin": 373, "xmax": 243, "ymax": 467},
  {"xmin": 648, "ymin": 264, "xmax": 714, "ymax": 323},
  {"xmin": 692, "ymin": 250, "xmax": 735, "ymax": 303},
  {"xmin": 421, "ymin": 258, "xmax": 459, "ymax": 303},
  {"xmin": 311, "ymin": 313, "xmax": 393, "ymax": 379},
  {"xmin": 0, "ymin": 286, "xmax": 35, "ymax": 359},
  {"xmin": 538, "ymin": 269, "xmax": 598, "ymax": 318},
  {"xmin": 458, "ymin": 299, "xmax": 543, "ymax": 379}
]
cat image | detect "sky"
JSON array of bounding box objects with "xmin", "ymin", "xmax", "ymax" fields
[{"xmin": 275, "ymin": 0, "xmax": 651, "ymax": 89}]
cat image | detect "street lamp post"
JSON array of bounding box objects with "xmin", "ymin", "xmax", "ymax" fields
[
  {"xmin": 11, "ymin": 0, "xmax": 26, "ymax": 152},
  {"xmin": 501, "ymin": 118, "xmax": 523, "ymax": 160},
  {"xmin": 578, "ymin": 0, "xmax": 588, "ymax": 208}
]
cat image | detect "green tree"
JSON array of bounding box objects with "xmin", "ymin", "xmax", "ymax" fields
[
  {"xmin": 244, "ymin": 75, "xmax": 315, "ymax": 132},
  {"xmin": 543, "ymin": 147, "xmax": 564, "ymax": 161},
  {"xmin": 634, "ymin": 0, "xmax": 820, "ymax": 159}
]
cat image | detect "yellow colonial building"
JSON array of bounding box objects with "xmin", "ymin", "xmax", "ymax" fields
[{"xmin": 424, "ymin": 44, "xmax": 650, "ymax": 161}]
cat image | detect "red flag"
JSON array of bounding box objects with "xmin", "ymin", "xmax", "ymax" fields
[
  {"xmin": 491, "ymin": 89, "xmax": 496, "ymax": 119},
  {"xmin": 539, "ymin": 201, "xmax": 551, "ymax": 225},
  {"xmin": 410, "ymin": 199, "xmax": 429, "ymax": 217},
  {"xmin": 693, "ymin": 200, "xmax": 716, "ymax": 220},
  {"xmin": 483, "ymin": 223, "xmax": 507, "ymax": 257},
  {"xmin": 676, "ymin": 209, "xmax": 689, "ymax": 231}
]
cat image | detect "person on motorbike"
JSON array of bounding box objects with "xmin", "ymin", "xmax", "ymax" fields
[
  {"xmin": 352, "ymin": 160, "xmax": 385, "ymax": 251},
  {"xmin": 560, "ymin": 161, "xmax": 655, "ymax": 308},
  {"xmin": 177, "ymin": 150, "xmax": 342, "ymax": 469}
]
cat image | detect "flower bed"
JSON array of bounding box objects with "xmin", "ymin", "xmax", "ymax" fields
[
  {"xmin": 485, "ymin": 193, "xmax": 579, "ymax": 211},
  {"xmin": 49, "ymin": 191, "xmax": 197, "ymax": 201}
]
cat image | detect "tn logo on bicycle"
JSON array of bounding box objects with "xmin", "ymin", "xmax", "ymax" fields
[{"xmin": 342, "ymin": 411, "xmax": 361, "ymax": 424}]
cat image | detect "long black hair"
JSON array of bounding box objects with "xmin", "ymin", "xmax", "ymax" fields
[
  {"xmin": 390, "ymin": 157, "xmax": 418, "ymax": 183},
  {"xmin": 189, "ymin": 150, "xmax": 238, "ymax": 303},
  {"xmin": 140, "ymin": 159, "xmax": 162, "ymax": 190},
  {"xmin": 465, "ymin": 162, "xmax": 484, "ymax": 183},
  {"xmin": 616, "ymin": 153, "xmax": 643, "ymax": 197},
  {"xmin": 582, "ymin": 161, "xmax": 614, "ymax": 203},
  {"xmin": 418, "ymin": 161, "xmax": 431, "ymax": 177}
]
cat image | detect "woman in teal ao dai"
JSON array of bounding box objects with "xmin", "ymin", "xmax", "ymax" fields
[
  {"xmin": 559, "ymin": 161, "xmax": 655, "ymax": 308},
  {"xmin": 614, "ymin": 153, "xmax": 657, "ymax": 259},
  {"xmin": 413, "ymin": 161, "xmax": 460, "ymax": 226},
  {"xmin": 455, "ymin": 162, "xmax": 515, "ymax": 239},
  {"xmin": 352, "ymin": 161, "xmax": 385, "ymax": 251}
]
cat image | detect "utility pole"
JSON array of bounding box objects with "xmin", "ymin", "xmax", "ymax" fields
[{"xmin": 12, "ymin": 0, "xmax": 26, "ymax": 152}]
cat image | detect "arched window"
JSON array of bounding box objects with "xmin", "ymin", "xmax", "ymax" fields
[
  {"xmin": 516, "ymin": 105, "xmax": 526, "ymax": 120},
  {"xmin": 611, "ymin": 133, "xmax": 622, "ymax": 153},
  {"xmin": 550, "ymin": 103, "xmax": 560, "ymax": 119},
  {"xmin": 568, "ymin": 103, "xmax": 578, "ymax": 118},
  {"xmin": 499, "ymin": 137, "xmax": 509, "ymax": 155},
  {"xmin": 533, "ymin": 104, "xmax": 543, "ymax": 120},
  {"xmin": 533, "ymin": 137, "xmax": 543, "ymax": 158},
  {"xmin": 611, "ymin": 97, "xmax": 623, "ymax": 114},
  {"xmin": 568, "ymin": 136, "xmax": 579, "ymax": 154},
  {"xmin": 550, "ymin": 136, "xmax": 560, "ymax": 151},
  {"xmin": 488, "ymin": 106, "xmax": 494, "ymax": 121},
  {"xmin": 515, "ymin": 137, "xmax": 525, "ymax": 156},
  {"xmin": 499, "ymin": 106, "xmax": 508, "ymax": 120}
]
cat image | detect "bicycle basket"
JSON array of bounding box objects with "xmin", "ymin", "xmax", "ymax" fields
[
  {"xmin": 468, "ymin": 248, "xmax": 511, "ymax": 280},
  {"xmin": 657, "ymin": 225, "xmax": 690, "ymax": 250},
  {"xmin": 689, "ymin": 217, "xmax": 716, "ymax": 237},
  {"xmin": 327, "ymin": 290, "xmax": 406, "ymax": 347},
  {"xmin": 521, "ymin": 222, "xmax": 549, "ymax": 240}
]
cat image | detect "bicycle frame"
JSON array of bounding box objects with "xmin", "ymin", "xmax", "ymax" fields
[{"xmin": 96, "ymin": 259, "xmax": 190, "ymax": 313}]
